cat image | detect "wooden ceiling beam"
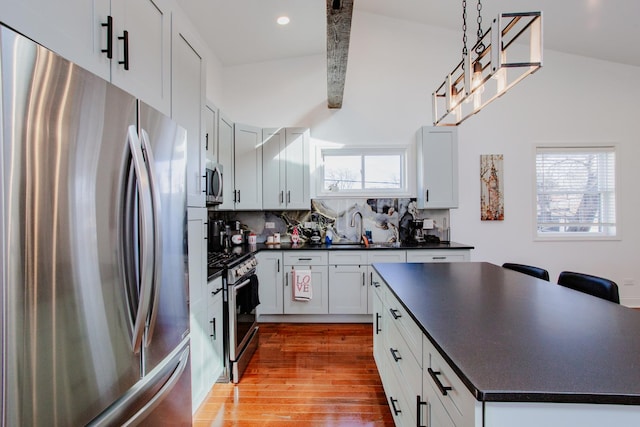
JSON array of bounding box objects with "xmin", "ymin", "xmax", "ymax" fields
[{"xmin": 326, "ymin": 0, "xmax": 354, "ymax": 109}]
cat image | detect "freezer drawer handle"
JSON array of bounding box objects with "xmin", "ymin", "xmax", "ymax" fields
[
  {"xmin": 428, "ymin": 368, "xmax": 452, "ymax": 396},
  {"xmin": 390, "ymin": 348, "xmax": 402, "ymax": 362},
  {"xmin": 87, "ymin": 338, "xmax": 190, "ymax": 426},
  {"xmin": 389, "ymin": 308, "xmax": 402, "ymax": 319}
]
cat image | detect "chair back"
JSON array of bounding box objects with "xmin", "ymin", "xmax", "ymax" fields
[
  {"xmin": 557, "ymin": 271, "xmax": 620, "ymax": 304},
  {"xmin": 502, "ymin": 263, "xmax": 550, "ymax": 281}
]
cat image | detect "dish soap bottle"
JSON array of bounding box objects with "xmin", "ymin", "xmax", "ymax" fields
[{"xmin": 325, "ymin": 229, "xmax": 333, "ymax": 245}]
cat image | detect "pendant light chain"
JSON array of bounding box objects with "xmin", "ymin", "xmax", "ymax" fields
[
  {"xmin": 476, "ymin": 0, "xmax": 485, "ymax": 54},
  {"xmin": 462, "ymin": 0, "xmax": 468, "ymax": 63}
]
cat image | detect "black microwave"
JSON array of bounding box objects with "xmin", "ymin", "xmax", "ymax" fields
[{"xmin": 205, "ymin": 163, "xmax": 223, "ymax": 205}]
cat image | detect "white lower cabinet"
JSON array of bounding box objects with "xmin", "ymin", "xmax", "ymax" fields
[
  {"xmin": 206, "ymin": 277, "xmax": 224, "ymax": 384},
  {"xmin": 256, "ymin": 251, "xmax": 284, "ymax": 315},
  {"xmin": 372, "ymin": 272, "xmax": 386, "ymax": 371},
  {"xmin": 283, "ymin": 252, "xmax": 329, "ymax": 314},
  {"xmin": 374, "ymin": 276, "xmax": 479, "ymax": 427},
  {"xmin": 328, "ymin": 251, "xmax": 368, "ymax": 314}
]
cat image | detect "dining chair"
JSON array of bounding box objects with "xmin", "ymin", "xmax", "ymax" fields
[
  {"xmin": 502, "ymin": 263, "xmax": 550, "ymax": 281},
  {"xmin": 557, "ymin": 271, "xmax": 620, "ymax": 304}
]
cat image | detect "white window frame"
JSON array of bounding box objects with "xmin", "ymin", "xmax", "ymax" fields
[
  {"xmin": 318, "ymin": 147, "xmax": 409, "ymax": 197},
  {"xmin": 534, "ymin": 143, "xmax": 619, "ymax": 241}
]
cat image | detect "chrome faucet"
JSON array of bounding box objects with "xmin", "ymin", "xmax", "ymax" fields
[{"xmin": 350, "ymin": 210, "xmax": 364, "ymax": 243}]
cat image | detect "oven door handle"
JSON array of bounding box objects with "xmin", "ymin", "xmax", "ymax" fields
[{"xmin": 233, "ymin": 275, "xmax": 254, "ymax": 291}]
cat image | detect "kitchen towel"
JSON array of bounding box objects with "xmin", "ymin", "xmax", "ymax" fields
[
  {"xmin": 293, "ymin": 269, "xmax": 312, "ymax": 301},
  {"xmin": 238, "ymin": 274, "xmax": 260, "ymax": 314}
]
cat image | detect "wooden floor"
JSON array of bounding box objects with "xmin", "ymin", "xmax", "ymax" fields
[{"xmin": 193, "ymin": 323, "xmax": 394, "ymax": 426}]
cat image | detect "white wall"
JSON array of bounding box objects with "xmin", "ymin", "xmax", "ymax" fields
[{"xmin": 217, "ymin": 11, "xmax": 640, "ymax": 306}]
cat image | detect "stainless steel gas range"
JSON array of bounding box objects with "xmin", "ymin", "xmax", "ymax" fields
[{"xmin": 208, "ymin": 251, "xmax": 260, "ymax": 383}]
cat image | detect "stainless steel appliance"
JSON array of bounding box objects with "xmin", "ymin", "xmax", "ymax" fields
[
  {"xmin": 0, "ymin": 25, "xmax": 191, "ymax": 426},
  {"xmin": 205, "ymin": 162, "xmax": 224, "ymax": 205},
  {"xmin": 208, "ymin": 252, "xmax": 259, "ymax": 383}
]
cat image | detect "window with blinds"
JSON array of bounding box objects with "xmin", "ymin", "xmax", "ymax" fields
[{"xmin": 536, "ymin": 146, "xmax": 617, "ymax": 238}]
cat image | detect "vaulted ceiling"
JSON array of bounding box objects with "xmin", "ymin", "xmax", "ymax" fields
[{"xmin": 180, "ymin": 0, "xmax": 640, "ymax": 68}]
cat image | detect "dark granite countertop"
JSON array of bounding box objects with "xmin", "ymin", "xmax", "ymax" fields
[
  {"xmin": 372, "ymin": 262, "xmax": 640, "ymax": 405},
  {"xmin": 253, "ymin": 241, "xmax": 474, "ymax": 252}
]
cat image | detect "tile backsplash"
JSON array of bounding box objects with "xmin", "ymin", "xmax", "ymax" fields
[{"xmin": 210, "ymin": 198, "xmax": 450, "ymax": 244}]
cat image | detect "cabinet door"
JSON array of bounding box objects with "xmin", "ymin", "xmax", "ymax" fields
[
  {"xmin": 256, "ymin": 252, "xmax": 284, "ymax": 315},
  {"xmin": 372, "ymin": 283, "xmax": 386, "ymax": 371},
  {"xmin": 205, "ymin": 102, "xmax": 219, "ymax": 166},
  {"xmin": 187, "ymin": 207, "xmax": 207, "ymax": 410},
  {"xmin": 0, "ymin": 0, "xmax": 111, "ymax": 80},
  {"xmin": 207, "ymin": 279, "xmax": 224, "ymax": 383},
  {"xmin": 217, "ymin": 114, "xmax": 235, "ymax": 210},
  {"xmin": 284, "ymin": 128, "xmax": 310, "ymax": 210},
  {"xmin": 262, "ymin": 128, "xmax": 286, "ymax": 210},
  {"xmin": 329, "ymin": 265, "xmax": 368, "ymax": 314},
  {"xmin": 111, "ymin": 0, "xmax": 171, "ymax": 115},
  {"xmin": 417, "ymin": 126, "xmax": 458, "ymax": 208},
  {"xmin": 234, "ymin": 123, "xmax": 263, "ymax": 210},
  {"xmin": 283, "ymin": 267, "xmax": 329, "ymax": 314},
  {"xmin": 172, "ymin": 16, "xmax": 206, "ymax": 207}
]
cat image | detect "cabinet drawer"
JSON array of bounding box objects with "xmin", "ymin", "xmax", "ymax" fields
[
  {"xmin": 385, "ymin": 288, "xmax": 423, "ymax": 366},
  {"xmin": 368, "ymin": 250, "xmax": 406, "ymax": 264},
  {"xmin": 423, "ymin": 336, "xmax": 476, "ymax": 427},
  {"xmin": 406, "ymin": 250, "xmax": 468, "ymax": 263},
  {"xmin": 283, "ymin": 251, "xmax": 328, "ymax": 266},
  {"xmin": 386, "ymin": 318, "xmax": 422, "ymax": 404},
  {"xmin": 383, "ymin": 348, "xmax": 418, "ymax": 427},
  {"xmin": 328, "ymin": 250, "xmax": 367, "ymax": 265}
]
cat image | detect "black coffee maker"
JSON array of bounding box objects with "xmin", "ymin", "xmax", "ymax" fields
[{"xmin": 208, "ymin": 219, "xmax": 226, "ymax": 251}]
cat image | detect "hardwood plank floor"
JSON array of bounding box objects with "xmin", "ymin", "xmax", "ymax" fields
[{"xmin": 194, "ymin": 323, "xmax": 394, "ymax": 426}]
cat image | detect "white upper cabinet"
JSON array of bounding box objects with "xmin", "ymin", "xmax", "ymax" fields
[
  {"xmin": 416, "ymin": 126, "xmax": 459, "ymax": 209},
  {"xmin": 204, "ymin": 101, "xmax": 219, "ymax": 166},
  {"xmin": 217, "ymin": 114, "xmax": 236, "ymax": 211},
  {"xmin": 0, "ymin": 0, "xmax": 111, "ymax": 81},
  {"xmin": 1, "ymin": 0, "xmax": 172, "ymax": 115},
  {"xmin": 172, "ymin": 13, "xmax": 206, "ymax": 207},
  {"xmin": 110, "ymin": 0, "xmax": 172, "ymax": 114},
  {"xmin": 262, "ymin": 128, "xmax": 310, "ymax": 210},
  {"xmin": 233, "ymin": 123, "xmax": 263, "ymax": 210}
]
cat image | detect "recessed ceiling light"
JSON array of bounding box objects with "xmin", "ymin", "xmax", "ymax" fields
[{"xmin": 277, "ymin": 16, "xmax": 290, "ymax": 25}]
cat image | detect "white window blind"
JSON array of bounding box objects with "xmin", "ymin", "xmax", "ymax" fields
[{"xmin": 536, "ymin": 146, "xmax": 616, "ymax": 238}]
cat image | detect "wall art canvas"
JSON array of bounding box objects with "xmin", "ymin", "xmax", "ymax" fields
[{"xmin": 480, "ymin": 154, "xmax": 504, "ymax": 221}]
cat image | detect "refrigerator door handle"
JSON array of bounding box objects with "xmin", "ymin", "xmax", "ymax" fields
[
  {"xmin": 140, "ymin": 128, "xmax": 163, "ymax": 346},
  {"xmin": 127, "ymin": 125, "xmax": 155, "ymax": 354},
  {"xmin": 87, "ymin": 338, "xmax": 191, "ymax": 427}
]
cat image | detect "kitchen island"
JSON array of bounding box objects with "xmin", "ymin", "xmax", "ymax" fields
[{"xmin": 372, "ymin": 262, "xmax": 640, "ymax": 426}]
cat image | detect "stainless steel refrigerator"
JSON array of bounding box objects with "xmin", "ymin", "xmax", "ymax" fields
[{"xmin": 0, "ymin": 24, "xmax": 192, "ymax": 426}]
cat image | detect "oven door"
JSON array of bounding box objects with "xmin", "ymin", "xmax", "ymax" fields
[
  {"xmin": 206, "ymin": 163, "xmax": 223, "ymax": 205},
  {"xmin": 228, "ymin": 274, "xmax": 258, "ymax": 361}
]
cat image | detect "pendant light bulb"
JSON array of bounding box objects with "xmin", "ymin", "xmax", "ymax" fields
[{"xmin": 472, "ymin": 61, "xmax": 484, "ymax": 91}]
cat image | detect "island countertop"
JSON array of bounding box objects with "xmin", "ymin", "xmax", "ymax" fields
[{"xmin": 372, "ymin": 262, "xmax": 640, "ymax": 404}]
